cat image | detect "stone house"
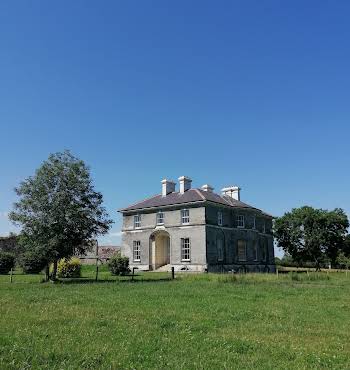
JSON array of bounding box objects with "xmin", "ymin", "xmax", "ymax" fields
[{"xmin": 119, "ymin": 176, "xmax": 275, "ymax": 273}]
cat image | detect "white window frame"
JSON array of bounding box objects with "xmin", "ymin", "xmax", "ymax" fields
[
  {"xmin": 134, "ymin": 214, "xmax": 141, "ymax": 229},
  {"xmin": 253, "ymin": 216, "xmax": 256, "ymax": 230},
  {"xmin": 237, "ymin": 215, "xmax": 245, "ymax": 228},
  {"xmin": 262, "ymin": 221, "xmax": 266, "ymax": 234},
  {"xmin": 181, "ymin": 209, "xmax": 190, "ymax": 224},
  {"xmin": 237, "ymin": 240, "xmax": 247, "ymax": 262},
  {"xmin": 181, "ymin": 238, "xmax": 191, "ymax": 261},
  {"xmin": 133, "ymin": 240, "xmax": 141, "ymax": 262},
  {"xmin": 217, "ymin": 239, "xmax": 224, "ymax": 261},
  {"xmin": 156, "ymin": 211, "xmax": 164, "ymax": 225},
  {"xmin": 217, "ymin": 211, "xmax": 223, "ymax": 226}
]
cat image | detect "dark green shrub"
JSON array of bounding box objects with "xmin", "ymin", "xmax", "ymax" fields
[
  {"xmin": 108, "ymin": 253, "xmax": 130, "ymax": 276},
  {"xmin": 57, "ymin": 257, "xmax": 81, "ymax": 278},
  {"xmin": 0, "ymin": 252, "xmax": 15, "ymax": 274},
  {"xmin": 19, "ymin": 250, "xmax": 47, "ymax": 274}
]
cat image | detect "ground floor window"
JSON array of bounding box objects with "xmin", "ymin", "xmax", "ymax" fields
[
  {"xmin": 217, "ymin": 239, "xmax": 224, "ymax": 261},
  {"xmin": 261, "ymin": 239, "xmax": 268, "ymax": 262},
  {"xmin": 181, "ymin": 238, "xmax": 191, "ymax": 261},
  {"xmin": 133, "ymin": 240, "xmax": 141, "ymax": 261},
  {"xmin": 252, "ymin": 240, "xmax": 258, "ymax": 261},
  {"xmin": 237, "ymin": 240, "xmax": 247, "ymax": 261}
]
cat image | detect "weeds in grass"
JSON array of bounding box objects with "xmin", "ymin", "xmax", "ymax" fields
[{"xmin": 290, "ymin": 272, "xmax": 330, "ymax": 281}]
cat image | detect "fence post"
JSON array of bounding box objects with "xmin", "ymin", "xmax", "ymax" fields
[
  {"xmin": 95, "ymin": 240, "xmax": 99, "ymax": 282},
  {"xmin": 171, "ymin": 266, "xmax": 175, "ymax": 280},
  {"xmin": 10, "ymin": 268, "xmax": 13, "ymax": 283},
  {"xmin": 276, "ymin": 268, "xmax": 279, "ymax": 277}
]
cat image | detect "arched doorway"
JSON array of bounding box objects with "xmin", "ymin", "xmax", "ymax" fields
[{"xmin": 149, "ymin": 230, "xmax": 170, "ymax": 270}]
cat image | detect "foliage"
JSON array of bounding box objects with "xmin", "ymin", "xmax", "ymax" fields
[
  {"xmin": 57, "ymin": 257, "xmax": 81, "ymax": 278},
  {"xmin": 9, "ymin": 150, "xmax": 113, "ymax": 280},
  {"xmin": 108, "ymin": 253, "xmax": 130, "ymax": 276},
  {"xmin": 336, "ymin": 252, "xmax": 350, "ymax": 269},
  {"xmin": 19, "ymin": 249, "xmax": 48, "ymax": 274},
  {"xmin": 0, "ymin": 252, "xmax": 15, "ymax": 274},
  {"xmin": 274, "ymin": 206, "xmax": 349, "ymax": 269}
]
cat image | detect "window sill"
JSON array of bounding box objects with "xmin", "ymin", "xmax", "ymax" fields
[
  {"xmin": 181, "ymin": 259, "xmax": 191, "ymax": 262},
  {"xmin": 133, "ymin": 260, "xmax": 141, "ymax": 263}
]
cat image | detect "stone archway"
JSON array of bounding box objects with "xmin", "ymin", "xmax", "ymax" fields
[{"xmin": 149, "ymin": 230, "xmax": 170, "ymax": 270}]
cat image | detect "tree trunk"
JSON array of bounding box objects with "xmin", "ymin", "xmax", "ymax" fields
[
  {"xmin": 51, "ymin": 260, "xmax": 58, "ymax": 281},
  {"xmin": 45, "ymin": 264, "xmax": 50, "ymax": 282}
]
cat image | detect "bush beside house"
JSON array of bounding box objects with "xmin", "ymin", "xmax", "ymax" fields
[
  {"xmin": 108, "ymin": 253, "xmax": 130, "ymax": 276},
  {"xmin": 57, "ymin": 257, "xmax": 82, "ymax": 278}
]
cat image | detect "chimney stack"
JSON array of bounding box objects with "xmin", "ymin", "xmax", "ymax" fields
[
  {"xmin": 178, "ymin": 176, "xmax": 192, "ymax": 194},
  {"xmin": 201, "ymin": 184, "xmax": 214, "ymax": 192},
  {"xmin": 222, "ymin": 186, "xmax": 241, "ymax": 201},
  {"xmin": 161, "ymin": 179, "xmax": 176, "ymax": 197}
]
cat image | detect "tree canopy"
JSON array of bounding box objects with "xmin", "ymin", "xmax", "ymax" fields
[
  {"xmin": 274, "ymin": 206, "xmax": 349, "ymax": 269},
  {"xmin": 9, "ymin": 150, "xmax": 113, "ymax": 279}
]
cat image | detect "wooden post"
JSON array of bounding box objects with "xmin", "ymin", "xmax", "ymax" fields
[
  {"xmin": 276, "ymin": 268, "xmax": 279, "ymax": 277},
  {"xmin": 10, "ymin": 268, "xmax": 13, "ymax": 283},
  {"xmin": 171, "ymin": 266, "xmax": 175, "ymax": 280},
  {"xmin": 132, "ymin": 267, "xmax": 136, "ymax": 281},
  {"xmin": 95, "ymin": 240, "xmax": 99, "ymax": 282}
]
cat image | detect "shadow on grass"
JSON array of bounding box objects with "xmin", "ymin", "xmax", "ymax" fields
[{"xmin": 56, "ymin": 276, "xmax": 173, "ymax": 285}]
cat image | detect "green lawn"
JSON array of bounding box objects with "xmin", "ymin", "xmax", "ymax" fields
[{"xmin": 1, "ymin": 268, "xmax": 350, "ymax": 369}]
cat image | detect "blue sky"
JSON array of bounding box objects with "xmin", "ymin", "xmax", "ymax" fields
[{"xmin": 1, "ymin": 1, "xmax": 350, "ymax": 257}]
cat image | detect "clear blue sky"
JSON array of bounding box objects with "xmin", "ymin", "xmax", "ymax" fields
[{"xmin": 1, "ymin": 1, "xmax": 349, "ymax": 256}]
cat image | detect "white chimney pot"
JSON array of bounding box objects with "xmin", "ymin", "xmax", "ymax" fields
[
  {"xmin": 161, "ymin": 179, "xmax": 176, "ymax": 197},
  {"xmin": 222, "ymin": 186, "xmax": 241, "ymax": 201},
  {"xmin": 178, "ymin": 176, "xmax": 192, "ymax": 194},
  {"xmin": 201, "ymin": 184, "xmax": 214, "ymax": 192}
]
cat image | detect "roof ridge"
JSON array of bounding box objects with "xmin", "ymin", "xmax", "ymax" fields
[{"xmin": 193, "ymin": 188, "xmax": 206, "ymax": 200}]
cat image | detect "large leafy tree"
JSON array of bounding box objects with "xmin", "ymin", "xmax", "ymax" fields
[
  {"xmin": 10, "ymin": 150, "xmax": 113, "ymax": 280},
  {"xmin": 274, "ymin": 206, "xmax": 348, "ymax": 269}
]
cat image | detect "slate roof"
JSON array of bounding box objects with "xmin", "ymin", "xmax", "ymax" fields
[{"xmin": 119, "ymin": 188, "xmax": 272, "ymax": 217}]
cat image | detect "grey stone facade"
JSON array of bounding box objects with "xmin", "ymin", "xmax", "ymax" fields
[{"xmin": 119, "ymin": 178, "xmax": 275, "ymax": 273}]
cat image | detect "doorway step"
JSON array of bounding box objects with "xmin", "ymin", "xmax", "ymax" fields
[{"xmin": 155, "ymin": 264, "xmax": 171, "ymax": 272}]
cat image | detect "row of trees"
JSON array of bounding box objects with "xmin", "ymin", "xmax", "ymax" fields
[{"xmin": 274, "ymin": 206, "xmax": 350, "ymax": 269}]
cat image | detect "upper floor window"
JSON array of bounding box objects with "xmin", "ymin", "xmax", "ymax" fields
[
  {"xmin": 133, "ymin": 240, "xmax": 141, "ymax": 261},
  {"xmin": 134, "ymin": 214, "xmax": 141, "ymax": 229},
  {"xmin": 181, "ymin": 209, "xmax": 190, "ymax": 224},
  {"xmin": 237, "ymin": 240, "xmax": 247, "ymax": 261},
  {"xmin": 156, "ymin": 211, "xmax": 164, "ymax": 225},
  {"xmin": 262, "ymin": 221, "xmax": 266, "ymax": 233},
  {"xmin": 217, "ymin": 211, "xmax": 223, "ymax": 226},
  {"xmin": 237, "ymin": 215, "xmax": 245, "ymax": 228},
  {"xmin": 217, "ymin": 239, "xmax": 224, "ymax": 261},
  {"xmin": 253, "ymin": 216, "xmax": 256, "ymax": 229},
  {"xmin": 181, "ymin": 238, "xmax": 191, "ymax": 261}
]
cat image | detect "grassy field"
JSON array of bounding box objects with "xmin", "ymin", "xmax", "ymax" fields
[{"xmin": 1, "ymin": 268, "xmax": 350, "ymax": 369}]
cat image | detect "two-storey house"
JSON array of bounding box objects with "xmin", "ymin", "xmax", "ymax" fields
[{"xmin": 119, "ymin": 176, "xmax": 275, "ymax": 273}]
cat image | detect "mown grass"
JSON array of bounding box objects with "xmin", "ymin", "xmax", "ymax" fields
[{"xmin": 1, "ymin": 268, "xmax": 350, "ymax": 369}]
